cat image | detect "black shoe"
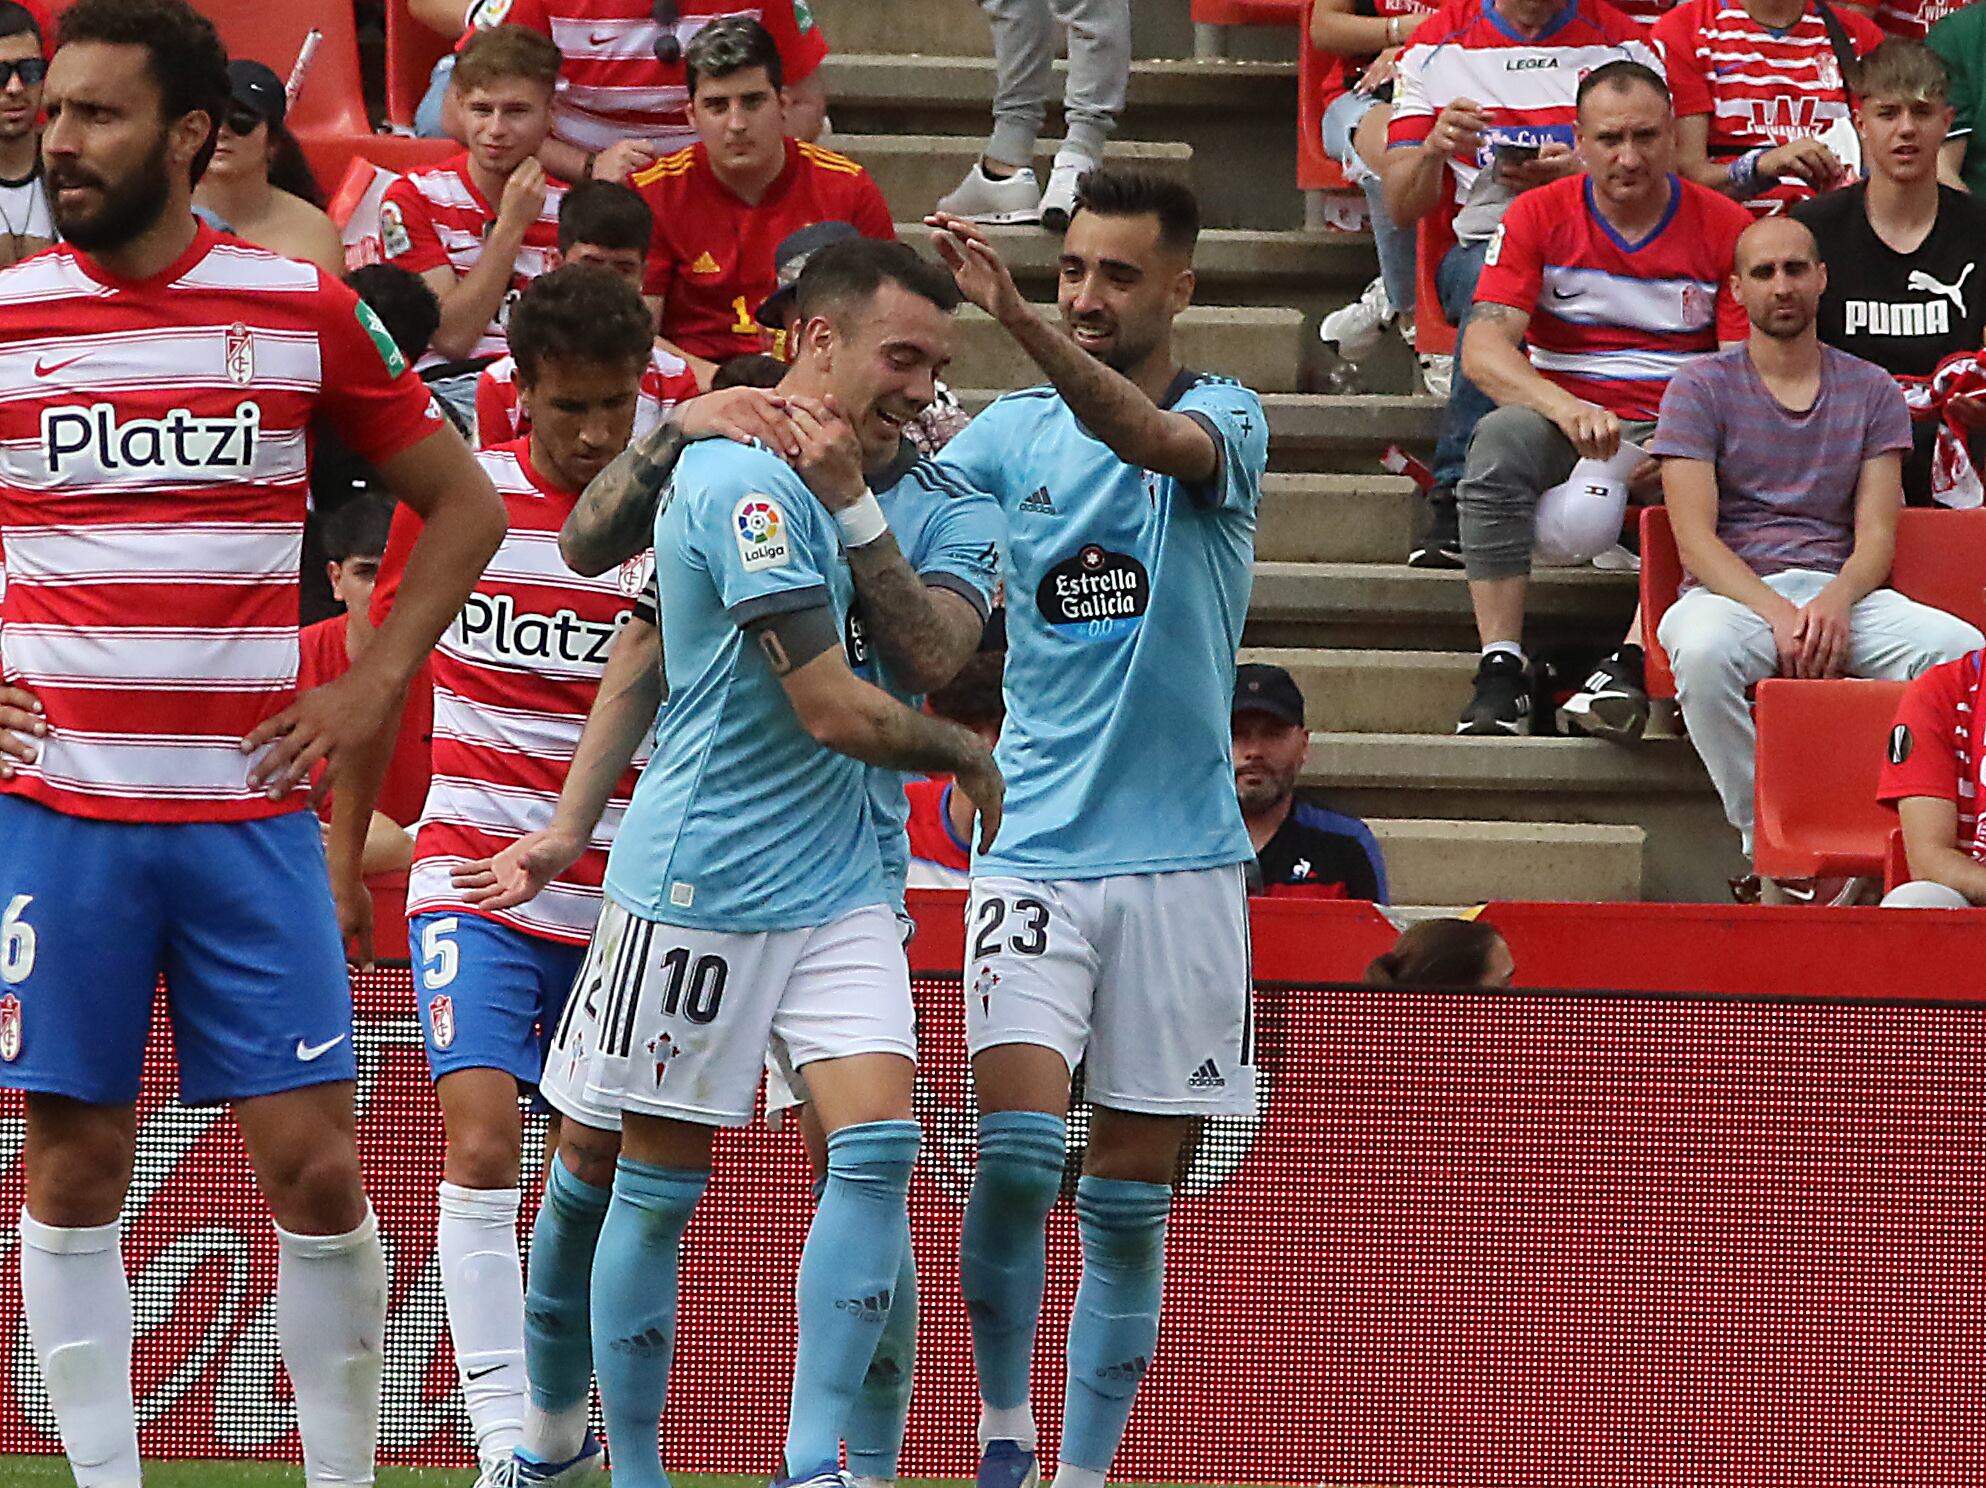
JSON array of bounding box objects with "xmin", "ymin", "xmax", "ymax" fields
[
  {"xmin": 1561, "ymin": 647, "xmax": 1649, "ymax": 743},
  {"xmin": 1408, "ymin": 494, "xmax": 1463, "ymax": 569},
  {"xmin": 1457, "ymin": 650, "xmax": 1532, "ymax": 736}
]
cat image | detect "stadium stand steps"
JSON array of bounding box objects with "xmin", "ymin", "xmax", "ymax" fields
[
  {"xmin": 957, "ymin": 303, "xmax": 1306, "ymax": 391},
  {"xmin": 835, "ymin": 134, "xmax": 1193, "ymax": 227},
  {"xmin": 1365, "ymin": 819, "xmax": 1646, "ymax": 903},
  {"xmin": 811, "ymin": 0, "xmax": 1299, "ymax": 63}
]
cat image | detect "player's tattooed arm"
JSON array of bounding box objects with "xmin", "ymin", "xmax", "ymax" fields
[
  {"xmin": 926, "ymin": 211, "xmax": 1220, "ymax": 487},
  {"xmin": 562, "ymin": 388, "xmax": 801, "ymax": 575}
]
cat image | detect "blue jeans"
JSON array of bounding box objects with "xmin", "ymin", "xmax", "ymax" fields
[
  {"xmin": 415, "ymin": 54, "xmax": 453, "ymax": 139},
  {"xmin": 1320, "ymin": 89, "xmax": 1416, "ymax": 318},
  {"xmin": 1431, "ymin": 235, "xmax": 1498, "ymax": 501}
]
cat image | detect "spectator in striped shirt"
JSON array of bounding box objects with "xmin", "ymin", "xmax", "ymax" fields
[
  {"xmin": 1454, "ymin": 62, "xmax": 1752, "ymax": 737},
  {"xmin": 1654, "ymin": 214, "xmax": 1981, "ymax": 875}
]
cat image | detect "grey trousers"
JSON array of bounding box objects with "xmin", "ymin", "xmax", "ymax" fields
[
  {"xmin": 982, "ymin": 0, "xmax": 1131, "ymax": 166},
  {"xmin": 1457, "ymin": 405, "xmax": 1657, "ymax": 581}
]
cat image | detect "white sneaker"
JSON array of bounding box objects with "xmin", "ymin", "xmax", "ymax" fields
[
  {"xmin": 1417, "ymin": 351, "xmax": 1454, "ymax": 399},
  {"xmin": 476, "ymin": 1456, "xmax": 523, "ymax": 1488},
  {"xmin": 935, "ymin": 162, "xmax": 1042, "ymax": 225},
  {"xmin": 1318, "ymin": 275, "xmax": 1395, "ymax": 363},
  {"xmin": 1591, "ymin": 543, "xmax": 1641, "ymax": 573},
  {"xmin": 1039, "ymin": 153, "xmax": 1094, "ymax": 232}
]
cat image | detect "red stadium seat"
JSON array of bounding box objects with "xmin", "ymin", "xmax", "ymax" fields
[
  {"xmin": 192, "ymin": 0, "xmax": 370, "ymax": 139},
  {"xmin": 1753, "ymin": 677, "xmax": 1907, "ymax": 881},
  {"xmin": 304, "ymin": 131, "xmax": 457, "ymax": 199},
  {"xmin": 1414, "ymin": 209, "xmax": 1457, "ymax": 358},
  {"xmin": 1644, "ymin": 506, "xmax": 1986, "ymax": 702},
  {"xmin": 1193, "ymin": 0, "xmax": 1309, "ymax": 23},
  {"xmin": 385, "ymin": 0, "xmax": 455, "ymax": 132},
  {"xmin": 1297, "ymin": 10, "xmax": 1356, "ymax": 195}
]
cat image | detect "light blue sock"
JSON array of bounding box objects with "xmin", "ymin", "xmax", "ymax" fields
[
  {"xmin": 523, "ymin": 1158, "xmax": 610, "ymax": 1417},
  {"xmin": 845, "ymin": 1210, "xmax": 917, "ymax": 1479},
  {"xmin": 783, "ymin": 1119, "xmax": 920, "ymax": 1477},
  {"xmin": 590, "ymin": 1157, "xmax": 707, "ymax": 1488},
  {"xmin": 959, "ymin": 1111, "xmax": 1066, "ymax": 1418},
  {"xmin": 1059, "ymin": 1176, "xmax": 1170, "ymax": 1474}
]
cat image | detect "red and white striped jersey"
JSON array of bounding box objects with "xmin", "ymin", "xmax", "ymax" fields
[
  {"xmin": 1872, "ymin": 0, "xmax": 1970, "ymax": 40},
  {"xmin": 379, "ymin": 152, "xmax": 566, "ymax": 361},
  {"xmin": 0, "ymin": 224, "xmax": 443, "ymax": 823},
  {"xmin": 1653, "ymin": 0, "xmax": 1883, "ymax": 215},
  {"xmin": 474, "ymin": 343, "xmax": 700, "ymax": 447},
  {"xmin": 380, "ymin": 438, "xmax": 644, "ymax": 944},
  {"xmin": 1475, "ymin": 173, "xmax": 1753, "ymax": 420},
  {"xmin": 1390, "ymin": 0, "xmax": 1662, "ymax": 211},
  {"xmin": 461, "ymin": 0, "xmax": 829, "ymax": 156}
]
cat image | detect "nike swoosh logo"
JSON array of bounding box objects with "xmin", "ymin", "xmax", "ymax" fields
[
  {"xmin": 466, "ymin": 1364, "xmax": 506, "ymax": 1380},
  {"xmin": 34, "ymin": 353, "xmax": 87, "ymax": 377},
  {"xmin": 295, "ymin": 1034, "xmax": 348, "ymax": 1062},
  {"xmin": 1778, "ymin": 885, "xmax": 1817, "ymax": 902},
  {"xmin": 1550, "ymin": 288, "xmax": 1578, "ymax": 300},
  {"xmin": 589, "ymin": 29, "xmax": 616, "ymax": 45}
]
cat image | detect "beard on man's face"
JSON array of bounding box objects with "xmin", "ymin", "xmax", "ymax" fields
[{"xmin": 49, "ymin": 131, "xmax": 173, "ymax": 252}]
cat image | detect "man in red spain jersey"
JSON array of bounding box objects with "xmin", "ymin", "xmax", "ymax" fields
[
  {"xmin": 477, "ymin": 179, "xmax": 700, "ymax": 446},
  {"xmin": 634, "ymin": 17, "xmax": 892, "ymax": 383},
  {"xmin": 383, "ymin": 25, "xmax": 567, "ymax": 374},
  {"xmin": 0, "ymin": 2, "xmax": 507, "ymax": 1483},
  {"xmin": 1879, "ymin": 646, "xmax": 1986, "ymax": 906},
  {"xmin": 1655, "ymin": 0, "xmax": 1884, "ymax": 216}
]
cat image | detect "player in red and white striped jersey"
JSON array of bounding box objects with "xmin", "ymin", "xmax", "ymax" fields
[
  {"xmin": 1879, "ymin": 646, "xmax": 1986, "ymax": 904},
  {"xmin": 1655, "ymin": 0, "xmax": 1884, "ymax": 215},
  {"xmin": 0, "ymin": 4, "xmax": 508, "ymax": 1484},
  {"xmin": 476, "ymin": 177, "xmax": 699, "ymax": 445},
  {"xmin": 383, "ymin": 25, "xmax": 568, "ymax": 369}
]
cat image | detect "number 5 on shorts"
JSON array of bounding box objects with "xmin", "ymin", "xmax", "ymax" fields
[
  {"xmin": 2, "ymin": 894, "xmax": 35, "ymax": 985},
  {"xmin": 971, "ymin": 896, "xmax": 1048, "ymax": 961},
  {"xmin": 421, "ymin": 916, "xmax": 460, "ymax": 989}
]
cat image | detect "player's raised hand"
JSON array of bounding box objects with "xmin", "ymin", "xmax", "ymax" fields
[
  {"xmin": 676, "ymin": 386, "xmax": 800, "ymax": 459},
  {"xmin": 955, "ymin": 749, "xmax": 1006, "ymax": 853},
  {"xmin": 784, "ymin": 394, "xmax": 867, "ymax": 510},
  {"xmin": 453, "ymin": 827, "xmax": 589, "ymax": 911},
  {"xmin": 242, "ymin": 671, "xmax": 395, "ymax": 806},
  {"xmin": 0, "ymin": 684, "xmax": 45, "ymax": 779},
  {"xmin": 926, "ymin": 212, "xmax": 1027, "ymax": 323}
]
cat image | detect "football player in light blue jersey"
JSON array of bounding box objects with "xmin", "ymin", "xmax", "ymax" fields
[
  {"xmin": 462, "ymin": 241, "xmax": 1004, "ymax": 1488},
  {"xmin": 926, "ymin": 169, "xmax": 1270, "ymax": 1488}
]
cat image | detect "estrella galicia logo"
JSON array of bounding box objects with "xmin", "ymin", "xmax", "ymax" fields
[{"xmin": 1035, "ymin": 544, "xmax": 1149, "ymax": 639}]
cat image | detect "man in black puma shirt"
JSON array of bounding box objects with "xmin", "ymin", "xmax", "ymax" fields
[{"xmin": 1795, "ymin": 40, "xmax": 1986, "ymax": 505}]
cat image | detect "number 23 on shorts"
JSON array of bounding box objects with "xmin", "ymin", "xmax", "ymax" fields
[{"xmin": 971, "ymin": 893, "xmax": 1049, "ymax": 962}]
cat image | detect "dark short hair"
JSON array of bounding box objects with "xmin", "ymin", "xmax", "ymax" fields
[
  {"xmin": 1072, "ymin": 168, "xmax": 1201, "ymax": 257},
  {"xmin": 712, "ymin": 353, "xmax": 787, "ymax": 389},
  {"xmin": 1577, "ymin": 58, "xmax": 1671, "ymax": 112},
  {"xmin": 558, "ymin": 179, "xmax": 653, "ymax": 256},
  {"xmin": 685, "ymin": 16, "xmax": 782, "ymax": 98},
  {"xmin": 0, "ymin": 1, "xmax": 42, "ymax": 44},
  {"xmin": 57, "ymin": 0, "xmax": 229, "ymax": 185},
  {"xmin": 453, "ymin": 24, "xmax": 562, "ymax": 94},
  {"xmin": 319, "ymin": 491, "xmax": 395, "ymax": 566},
  {"xmin": 792, "ymin": 237, "xmax": 961, "ymax": 327},
  {"xmin": 345, "ymin": 264, "xmax": 442, "ymax": 365},
  {"xmin": 928, "ymin": 649, "xmax": 1005, "ymax": 732},
  {"xmin": 1364, "ymin": 917, "xmax": 1507, "ymax": 987},
  {"xmin": 507, "ymin": 264, "xmax": 655, "ymax": 384}
]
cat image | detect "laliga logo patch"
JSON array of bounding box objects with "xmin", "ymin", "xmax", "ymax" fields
[
  {"xmin": 224, "ymin": 323, "xmax": 254, "ymax": 386},
  {"xmin": 0, "ymin": 992, "xmax": 21, "ymax": 1062},
  {"xmin": 1035, "ymin": 543, "xmax": 1150, "ymax": 639},
  {"xmin": 734, "ymin": 495, "xmax": 791, "ymax": 572},
  {"xmin": 428, "ymin": 994, "xmax": 456, "ymax": 1050}
]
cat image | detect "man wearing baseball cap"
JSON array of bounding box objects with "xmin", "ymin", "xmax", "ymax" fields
[{"xmin": 1233, "ymin": 662, "xmax": 1388, "ymax": 900}]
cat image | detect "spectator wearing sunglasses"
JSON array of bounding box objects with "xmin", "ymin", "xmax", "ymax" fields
[
  {"xmin": 191, "ymin": 60, "xmax": 342, "ymax": 276},
  {"xmin": 0, "ymin": 2, "xmax": 49, "ymax": 269},
  {"xmin": 414, "ymin": 0, "xmax": 830, "ymax": 188}
]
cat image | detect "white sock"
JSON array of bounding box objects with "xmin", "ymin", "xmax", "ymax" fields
[
  {"xmin": 1482, "ymin": 640, "xmax": 1524, "ymax": 662},
  {"xmin": 1052, "ymin": 1467, "xmax": 1107, "ymax": 1488},
  {"xmin": 978, "ymin": 1402, "xmax": 1038, "ymax": 1451},
  {"xmin": 277, "ymin": 1206, "xmax": 387, "ymax": 1486},
  {"xmin": 18, "ymin": 1213, "xmax": 140, "ymax": 1487},
  {"xmin": 852, "ymin": 1476, "xmax": 896, "ymax": 1488},
  {"xmin": 522, "ymin": 1399, "xmax": 591, "ymax": 1463},
  {"xmin": 437, "ymin": 1181, "xmax": 526, "ymax": 1460}
]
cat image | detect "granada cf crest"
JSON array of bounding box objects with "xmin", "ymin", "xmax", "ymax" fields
[
  {"xmin": 0, "ymin": 992, "xmax": 20, "ymax": 1062},
  {"xmin": 429, "ymin": 994, "xmax": 456, "ymax": 1050},
  {"xmin": 225, "ymin": 322, "xmax": 254, "ymax": 386}
]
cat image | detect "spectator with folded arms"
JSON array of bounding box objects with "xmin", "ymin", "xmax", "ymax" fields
[{"xmin": 1653, "ymin": 215, "xmax": 1981, "ymax": 888}]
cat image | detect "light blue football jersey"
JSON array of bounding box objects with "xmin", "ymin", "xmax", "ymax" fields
[
  {"xmin": 936, "ymin": 369, "xmax": 1269, "ymax": 879},
  {"xmin": 850, "ymin": 444, "xmax": 1003, "ymax": 908},
  {"xmin": 603, "ymin": 438, "xmax": 888, "ymax": 932}
]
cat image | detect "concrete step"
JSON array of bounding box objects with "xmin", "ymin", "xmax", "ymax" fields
[
  {"xmin": 810, "ymin": 0, "xmax": 1295, "ymax": 63},
  {"xmin": 1241, "ymin": 646, "xmax": 1475, "ymax": 733},
  {"xmin": 1366, "ymin": 818, "xmax": 1647, "ymax": 904},
  {"xmin": 1308, "ymin": 735, "xmax": 1742, "ymax": 903},
  {"xmin": 827, "ymin": 55, "xmax": 1298, "ymax": 229},
  {"xmin": 835, "ymin": 133, "xmax": 1192, "ymax": 230},
  {"xmin": 1247, "ymin": 561, "xmax": 1637, "ymax": 650},
  {"xmin": 1258, "ymin": 473, "xmax": 1417, "ymax": 563},
  {"xmin": 954, "ymin": 391, "xmax": 1442, "ymax": 472},
  {"xmin": 956, "ymin": 304, "xmax": 1303, "ymax": 392}
]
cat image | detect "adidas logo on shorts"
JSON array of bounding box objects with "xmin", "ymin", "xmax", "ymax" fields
[{"xmin": 1187, "ymin": 1058, "xmax": 1225, "ymax": 1090}]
